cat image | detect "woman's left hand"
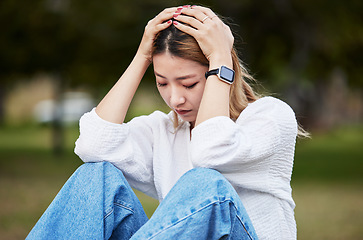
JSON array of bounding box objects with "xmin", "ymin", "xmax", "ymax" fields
[{"xmin": 172, "ymin": 6, "xmax": 234, "ymax": 68}]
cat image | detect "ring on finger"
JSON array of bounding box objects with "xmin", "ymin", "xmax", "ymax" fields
[{"xmin": 201, "ymin": 16, "xmax": 209, "ymax": 23}]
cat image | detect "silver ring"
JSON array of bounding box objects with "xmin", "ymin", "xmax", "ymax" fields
[{"xmin": 201, "ymin": 16, "xmax": 209, "ymax": 23}]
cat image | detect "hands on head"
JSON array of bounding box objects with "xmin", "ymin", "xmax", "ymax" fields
[
  {"xmin": 96, "ymin": 6, "xmax": 238, "ymax": 125},
  {"xmin": 137, "ymin": 5, "xmax": 234, "ymax": 68}
]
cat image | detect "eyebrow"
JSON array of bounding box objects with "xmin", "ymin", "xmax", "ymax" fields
[{"xmin": 154, "ymin": 72, "xmax": 197, "ymax": 81}]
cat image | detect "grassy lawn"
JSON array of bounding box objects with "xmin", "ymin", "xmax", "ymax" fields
[
  {"xmin": 0, "ymin": 124, "xmax": 362, "ymax": 239},
  {"xmin": 292, "ymin": 124, "xmax": 363, "ymax": 239}
]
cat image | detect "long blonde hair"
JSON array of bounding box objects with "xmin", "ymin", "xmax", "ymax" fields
[
  {"xmin": 152, "ymin": 24, "xmax": 308, "ymax": 137},
  {"xmin": 153, "ymin": 25, "xmax": 258, "ymax": 122}
]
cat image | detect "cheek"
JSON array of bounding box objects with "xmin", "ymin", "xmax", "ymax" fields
[
  {"xmin": 194, "ymin": 83, "xmax": 206, "ymax": 104},
  {"xmin": 157, "ymin": 88, "xmax": 171, "ymax": 106},
  {"xmin": 194, "ymin": 89, "xmax": 204, "ymax": 106}
]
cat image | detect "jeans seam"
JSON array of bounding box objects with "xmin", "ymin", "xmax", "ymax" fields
[
  {"xmin": 233, "ymin": 205, "xmax": 255, "ymax": 240},
  {"xmin": 147, "ymin": 198, "xmax": 253, "ymax": 240},
  {"xmin": 103, "ymin": 202, "xmax": 135, "ymax": 220}
]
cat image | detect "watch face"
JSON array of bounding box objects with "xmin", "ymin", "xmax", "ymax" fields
[{"xmin": 220, "ymin": 66, "xmax": 235, "ymax": 83}]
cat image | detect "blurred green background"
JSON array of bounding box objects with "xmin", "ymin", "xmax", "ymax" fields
[{"xmin": 0, "ymin": 0, "xmax": 362, "ymax": 239}]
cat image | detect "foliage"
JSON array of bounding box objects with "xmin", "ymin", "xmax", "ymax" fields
[
  {"xmin": 1, "ymin": 0, "xmax": 362, "ymax": 90},
  {"xmin": 225, "ymin": 0, "xmax": 363, "ymax": 89}
]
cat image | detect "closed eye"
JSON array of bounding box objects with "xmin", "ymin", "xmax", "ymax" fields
[
  {"xmin": 157, "ymin": 82, "xmax": 167, "ymax": 87},
  {"xmin": 184, "ymin": 82, "xmax": 198, "ymax": 89}
]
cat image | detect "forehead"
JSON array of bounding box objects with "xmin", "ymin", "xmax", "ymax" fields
[{"xmin": 153, "ymin": 53, "xmax": 207, "ymax": 76}]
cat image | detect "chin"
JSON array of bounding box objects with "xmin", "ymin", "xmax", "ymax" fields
[{"xmin": 179, "ymin": 115, "xmax": 196, "ymax": 124}]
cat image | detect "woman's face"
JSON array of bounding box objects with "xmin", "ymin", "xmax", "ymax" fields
[{"xmin": 153, "ymin": 52, "xmax": 208, "ymax": 127}]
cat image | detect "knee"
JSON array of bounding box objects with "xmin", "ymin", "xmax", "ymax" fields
[
  {"xmin": 180, "ymin": 168, "xmax": 234, "ymax": 196},
  {"xmin": 73, "ymin": 162, "xmax": 125, "ymax": 183},
  {"xmin": 164, "ymin": 168, "xmax": 241, "ymax": 212},
  {"xmin": 183, "ymin": 168, "xmax": 224, "ymax": 182},
  {"xmin": 76, "ymin": 161, "xmax": 117, "ymax": 174}
]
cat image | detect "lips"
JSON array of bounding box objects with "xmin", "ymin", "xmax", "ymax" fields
[{"xmin": 175, "ymin": 109, "xmax": 192, "ymax": 115}]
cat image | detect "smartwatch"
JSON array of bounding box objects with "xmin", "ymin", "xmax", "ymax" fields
[{"xmin": 205, "ymin": 66, "xmax": 235, "ymax": 84}]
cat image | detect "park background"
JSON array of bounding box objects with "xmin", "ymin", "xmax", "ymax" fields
[{"xmin": 0, "ymin": 0, "xmax": 362, "ymax": 239}]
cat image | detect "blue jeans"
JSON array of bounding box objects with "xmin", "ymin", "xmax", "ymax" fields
[{"xmin": 27, "ymin": 162, "xmax": 258, "ymax": 239}]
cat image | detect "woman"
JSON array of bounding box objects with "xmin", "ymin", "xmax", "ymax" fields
[{"xmin": 27, "ymin": 6, "xmax": 299, "ymax": 239}]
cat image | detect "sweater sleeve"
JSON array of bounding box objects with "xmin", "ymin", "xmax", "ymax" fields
[
  {"xmin": 74, "ymin": 108, "xmax": 158, "ymax": 199},
  {"xmin": 190, "ymin": 97, "xmax": 297, "ymax": 177}
]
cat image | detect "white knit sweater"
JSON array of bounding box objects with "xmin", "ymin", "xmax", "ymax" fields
[{"xmin": 75, "ymin": 96, "xmax": 298, "ymax": 239}]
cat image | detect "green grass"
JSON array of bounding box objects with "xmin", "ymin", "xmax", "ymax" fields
[
  {"xmin": 293, "ymin": 181, "xmax": 363, "ymax": 239},
  {"xmin": 0, "ymin": 124, "xmax": 158, "ymax": 240},
  {"xmin": 293, "ymin": 124, "xmax": 363, "ymax": 183},
  {"xmin": 0, "ymin": 124, "xmax": 362, "ymax": 239},
  {"xmin": 292, "ymin": 125, "xmax": 363, "ymax": 239}
]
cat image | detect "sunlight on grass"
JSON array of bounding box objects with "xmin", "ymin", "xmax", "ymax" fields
[
  {"xmin": 293, "ymin": 182, "xmax": 363, "ymax": 239},
  {"xmin": 1, "ymin": 124, "xmax": 362, "ymax": 239}
]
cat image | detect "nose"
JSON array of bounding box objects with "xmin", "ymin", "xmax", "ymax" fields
[{"xmin": 170, "ymin": 87, "xmax": 186, "ymax": 108}]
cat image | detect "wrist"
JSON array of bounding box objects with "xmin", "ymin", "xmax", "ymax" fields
[
  {"xmin": 205, "ymin": 66, "xmax": 235, "ymax": 85},
  {"xmin": 134, "ymin": 51, "xmax": 152, "ymax": 69},
  {"xmin": 208, "ymin": 53, "xmax": 233, "ymax": 70},
  {"xmin": 135, "ymin": 47, "xmax": 153, "ymax": 65}
]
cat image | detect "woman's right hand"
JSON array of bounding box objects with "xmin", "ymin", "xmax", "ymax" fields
[
  {"xmin": 95, "ymin": 7, "xmax": 179, "ymax": 124},
  {"xmin": 137, "ymin": 7, "xmax": 178, "ymax": 63}
]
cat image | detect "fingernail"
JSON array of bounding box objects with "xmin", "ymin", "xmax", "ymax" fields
[
  {"xmin": 167, "ymin": 20, "xmax": 172, "ymax": 24},
  {"xmin": 176, "ymin": 7, "xmax": 183, "ymax": 12},
  {"xmin": 173, "ymin": 21, "xmax": 178, "ymax": 25},
  {"xmin": 183, "ymin": 5, "xmax": 190, "ymax": 8},
  {"xmin": 173, "ymin": 13, "xmax": 180, "ymax": 18}
]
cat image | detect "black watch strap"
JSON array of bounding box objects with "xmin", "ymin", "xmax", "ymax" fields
[
  {"xmin": 205, "ymin": 69, "xmax": 219, "ymax": 79},
  {"xmin": 205, "ymin": 66, "xmax": 235, "ymax": 84}
]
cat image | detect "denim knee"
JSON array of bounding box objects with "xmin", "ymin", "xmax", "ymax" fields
[
  {"xmin": 74, "ymin": 161, "xmax": 126, "ymax": 182},
  {"xmin": 74, "ymin": 162, "xmax": 148, "ymax": 238},
  {"xmin": 183, "ymin": 167, "xmax": 229, "ymax": 183},
  {"xmin": 184, "ymin": 167, "xmax": 221, "ymax": 177},
  {"xmin": 178, "ymin": 168, "xmax": 238, "ymax": 202},
  {"xmin": 130, "ymin": 168, "xmax": 257, "ymax": 240},
  {"xmin": 75, "ymin": 161, "xmax": 115, "ymax": 174}
]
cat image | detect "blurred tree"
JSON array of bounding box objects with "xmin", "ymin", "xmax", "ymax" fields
[
  {"xmin": 0, "ymin": 0, "xmax": 362, "ymax": 127},
  {"xmin": 211, "ymin": 0, "xmax": 363, "ymax": 127}
]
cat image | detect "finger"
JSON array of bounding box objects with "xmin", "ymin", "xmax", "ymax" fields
[
  {"xmin": 146, "ymin": 7, "xmax": 178, "ymax": 35},
  {"xmin": 172, "ymin": 20, "xmax": 198, "ymax": 38},
  {"xmin": 191, "ymin": 5, "xmax": 218, "ymax": 18},
  {"xmin": 156, "ymin": 19, "xmax": 173, "ymax": 31},
  {"xmin": 178, "ymin": 7, "xmax": 209, "ymax": 23},
  {"xmin": 187, "ymin": 6, "xmax": 217, "ymax": 20},
  {"xmin": 173, "ymin": 14, "xmax": 203, "ymax": 29},
  {"xmin": 158, "ymin": 7, "xmax": 180, "ymax": 16},
  {"xmin": 152, "ymin": 7, "xmax": 179, "ymax": 25}
]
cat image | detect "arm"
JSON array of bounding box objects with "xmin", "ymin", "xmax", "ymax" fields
[
  {"xmin": 75, "ymin": 8, "xmax": 178, "ymax": 198},
  {"xmin": 190, "ymin": 97, "xmax": 298, "ymax": 172},
  {"xmin": 96, "ymin": 8, "xmax": 177, "ymax": 124},
  {"xmin": 75, "ymin": 109, "xmax": 160, "ymax": 199},
  {"xmin": 172, "ymin": 6, "xmax": 235, "ymax": 127},
  {"xmin": 190, "ymin": 97, "xmax": 298, "ymax": 197},
  {"xmin": 95, "ymin": 54, "xmax": 150, "ymax": 124}
]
